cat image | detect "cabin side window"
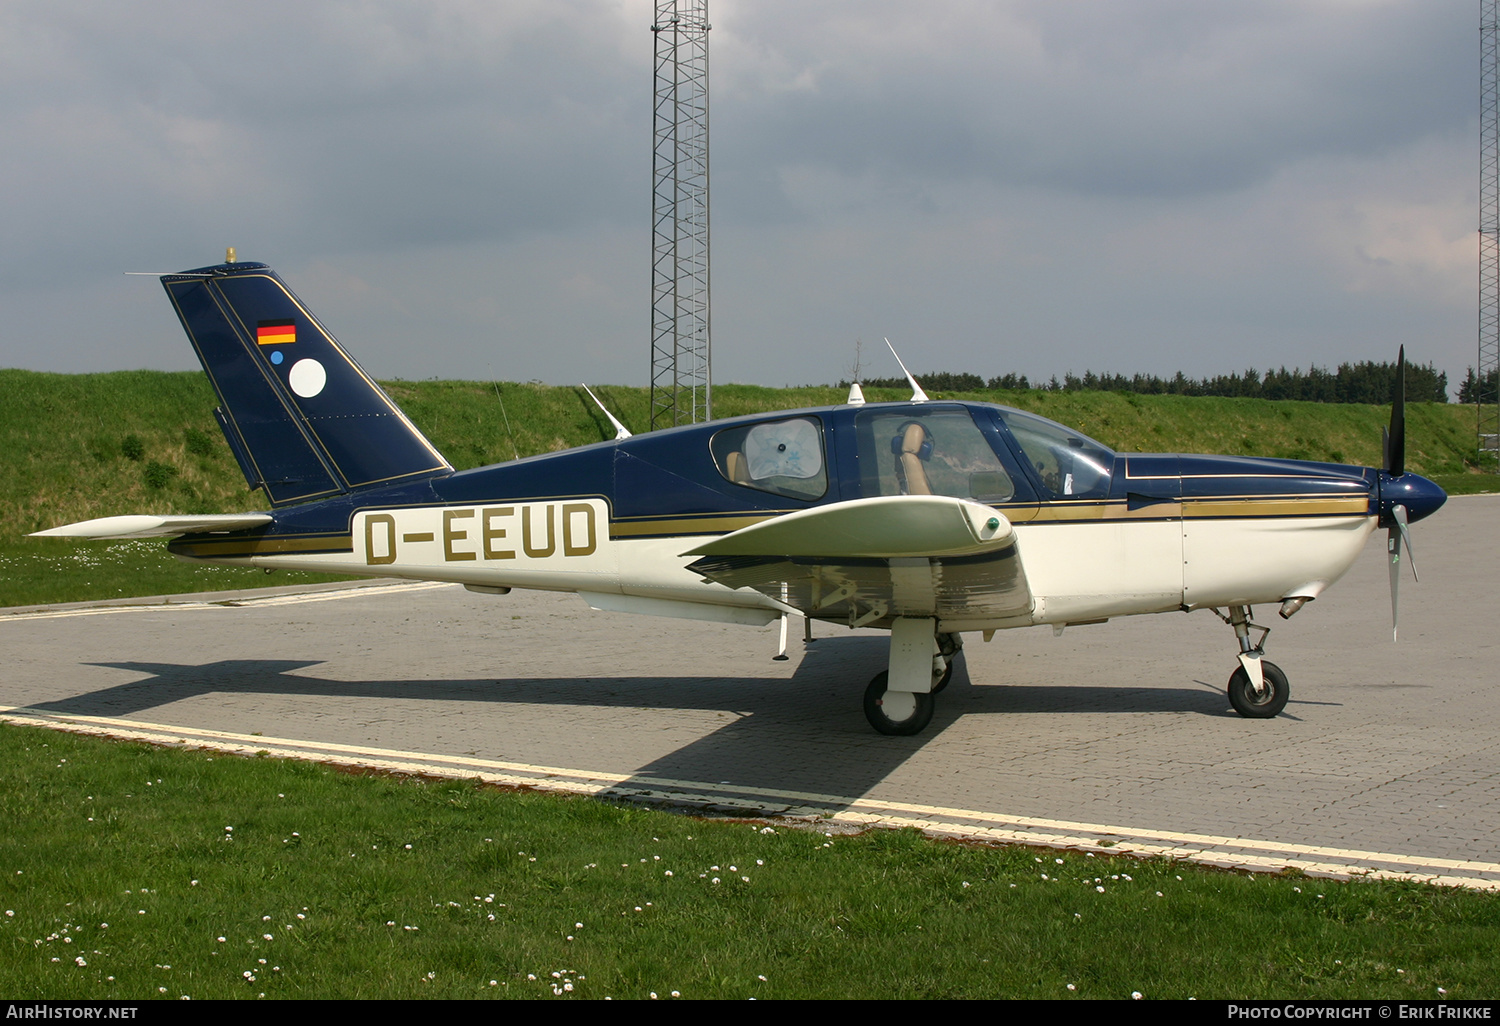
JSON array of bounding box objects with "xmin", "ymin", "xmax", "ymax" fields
[
  {"xmin": 997, "ymin": 409, "xmax": 1114, "ymax": 499},
  {"xmin": 710, "ymin": 417, "xmax": 828, "ymax": 501},
  {"xmin": 853, "ymin": 407, "xmax": 1016, "ymax": 502}
]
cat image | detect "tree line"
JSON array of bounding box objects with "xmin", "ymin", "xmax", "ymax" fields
[
  {"xmin": 852, "ymin": 360, "xmax": 1456, "ymax": 404},
  {"xmin": 1458, "ymin": 366, "xmax": 1499, "ymax": 405}
]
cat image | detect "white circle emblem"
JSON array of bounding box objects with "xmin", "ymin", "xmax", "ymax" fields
[{"xmin": 288, "ymin": 358, "xmax": 326, "ymax": 399}]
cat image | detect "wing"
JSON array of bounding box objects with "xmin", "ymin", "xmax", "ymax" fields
[
  {"xmin": 684, "ymin": 495, "xmax": 1033, "ymax": 629},
  {"xmin": 30, "ymin": 514, "xmax": 273, "ymax": 539}
]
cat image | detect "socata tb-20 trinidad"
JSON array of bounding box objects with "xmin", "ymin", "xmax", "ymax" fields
[{"xmin": 35, "ymin": 255, "xmax": 1446, "ymax": 736}]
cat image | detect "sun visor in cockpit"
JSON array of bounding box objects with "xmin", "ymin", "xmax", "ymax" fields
[{"xmin": 744, "ymin": 418, "xmax": 823, "ymax": 481}]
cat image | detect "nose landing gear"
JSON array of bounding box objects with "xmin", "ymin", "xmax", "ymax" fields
[{"xmin": 1215, "ymin": 605, "xmax": 1289, "ymax": 718}]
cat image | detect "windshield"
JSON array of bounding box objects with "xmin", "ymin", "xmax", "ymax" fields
[{"xmin": 997, "ymin": 409, "xmax": 1114, "ymax": 499}]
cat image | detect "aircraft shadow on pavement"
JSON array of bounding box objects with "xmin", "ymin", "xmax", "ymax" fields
[{"xmin": 41, "ymin": 639, "xmax": 1231, "ymax": 812}]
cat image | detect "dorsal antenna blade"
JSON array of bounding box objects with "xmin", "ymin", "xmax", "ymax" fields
[
  {"xmin": 885, "ymin": 338, "xmax": 928, "ymax": 403},
  {"xmin": 582, "ymin": 384, "xmax": 632, "ymax": 439}
]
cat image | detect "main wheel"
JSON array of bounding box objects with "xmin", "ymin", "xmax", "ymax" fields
[
  {"xmin": 863, "ymin": 671, "xmax": 935, "ymax": 736},
  {"xmin": 1227, "ymin": 660, "xmax": 1290, "ymax": 719}
]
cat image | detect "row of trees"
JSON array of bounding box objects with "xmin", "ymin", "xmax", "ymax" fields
[{"xmin": 854, "ymin": 361, "xmax": 1457, "ymax": 404}]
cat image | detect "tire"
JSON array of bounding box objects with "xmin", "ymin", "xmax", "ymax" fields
[
  {"xmin": 1227, "ymin": 660, "xmax": 1289, "ymax": 719},
  {"xmin": 863, "ymin": 671, "xmax": 935, "ymax": 736},
  {"xmin": 932, "ymin": 632, "xmax": 962, "ymax": 694},
  {"xmin": 930, "ymin": 659, "xmax": 955, "ymax": 695}
]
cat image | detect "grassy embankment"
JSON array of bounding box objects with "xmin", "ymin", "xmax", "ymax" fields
[
  {"xmin": 3, "ymin": 721, "xmax": 1497, "ymax": 1001},
  {"xmin": 2, "ymin": 368, "xmax": 1492, "ymax": 607}
]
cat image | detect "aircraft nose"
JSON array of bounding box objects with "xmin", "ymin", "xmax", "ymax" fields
[{"xmin": 1380, "ymin": 472, "xmax": 1446, "ymax": 524}]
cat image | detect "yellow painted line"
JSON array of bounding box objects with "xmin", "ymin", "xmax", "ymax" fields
[
  {"xmin": 0, "ymin": 604, "xmax": 220, "ymax": 622},
  {"xmin": 227, "ymin": 582, "xmax": 452, "ymax": 607},
  {"xmin": 0, "ymin": 582, "xmax": 453, "ymax": 621},
  {"xmin": 4, "ymin": 706, "xmax": 1496, "ymax": 889}
]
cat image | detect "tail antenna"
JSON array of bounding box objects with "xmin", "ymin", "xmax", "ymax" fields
[
  {"xmin": 885, "ymin": 338, "xmax": 929, "ymax": 403},
  {"xmin": 582, "ymin": 384, "xmax": 633, "ymax": 439}
]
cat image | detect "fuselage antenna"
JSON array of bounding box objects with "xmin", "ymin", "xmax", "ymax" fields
[
  {"xmin": 583, "ymin": 384, "xmax": 633, "ymax": 439},
  {"xmin": 885, "ymin": 338, "xmax": 929, "ymax": 402}
]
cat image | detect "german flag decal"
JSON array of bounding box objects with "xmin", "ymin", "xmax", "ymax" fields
[{"xmin": 256, "ymin": 320, "xmax": 296, "ymax": 345}]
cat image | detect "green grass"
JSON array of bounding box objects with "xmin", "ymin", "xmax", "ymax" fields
[
  {"xmin": 3, "ymin": 369, "xmax": 1496, "ymax": 608},
  {"xmin": 2, "ymin": 722, "xmax": 1496, "ymax": 1000}
]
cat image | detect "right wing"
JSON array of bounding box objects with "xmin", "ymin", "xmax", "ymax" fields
[{"xmin": 683, "ymin": 495, "xmax": 1034, "ymax": 629}]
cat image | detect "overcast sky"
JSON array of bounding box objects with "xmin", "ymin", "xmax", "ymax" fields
[{"xmin": 0, "ymin": 1, "xmax": 1480, "ymax": 392}]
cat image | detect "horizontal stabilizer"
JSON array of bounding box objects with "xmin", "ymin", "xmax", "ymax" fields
[
  {"xmin": 684, "ymin": 495, "xmax": 1013, "ymax": 559},
  {"xmin": 30, "ymin": 514, "xmax": 273, "ymax": 540}
]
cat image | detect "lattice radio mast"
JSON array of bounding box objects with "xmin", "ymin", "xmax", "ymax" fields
[
  {"xmin": 1481, "ymin": 0, "xmax": 1499, "ymax": 468},
  {"xmin": 650, "ymin": 0, "xmax": 712, "ymax": 428}
]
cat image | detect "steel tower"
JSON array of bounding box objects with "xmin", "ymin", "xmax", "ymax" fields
[
  {"xmin": 650, "ymin": 0, "xmax": 711, "ymax": 428},
  {"xmin": 1481, "ymin": 0, "xmax": 1499, "ymax": 468}
]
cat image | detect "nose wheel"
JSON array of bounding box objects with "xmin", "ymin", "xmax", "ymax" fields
[{"xmin": 1227, "ymin": 661, "xmax": 1289, "ymax": 718}]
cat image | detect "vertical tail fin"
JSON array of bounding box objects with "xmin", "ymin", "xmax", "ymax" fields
[{"xmin": 161, "ymin": 259, "xmax": 451, "ymax": 506}]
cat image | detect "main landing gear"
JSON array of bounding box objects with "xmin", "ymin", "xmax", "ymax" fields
[
  {"xmin": 863, "ymin": 620, "xmax": 961, "ymax": 736},
  {"xmin": 1215, "ymin": 605, "xmax": 1290, "ymax": 718}
]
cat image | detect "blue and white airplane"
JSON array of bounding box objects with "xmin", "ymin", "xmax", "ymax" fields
[{"xmin": 35, "ymin": 256, "xmax": 1447, "ymax": 735}]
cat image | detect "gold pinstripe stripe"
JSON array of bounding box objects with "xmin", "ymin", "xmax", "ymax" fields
[
  {"xmin": 1182, "ymin": 496, "xmax": 1368, "ymax": 518},
  {"xmin": 170, "ymin": 534, "xmax": 354, "ymax": 557},
  {"xmin": 609, "ymin": 514, "xmax": 774, "ymax": 538}
]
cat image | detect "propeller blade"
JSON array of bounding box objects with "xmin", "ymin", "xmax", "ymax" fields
[
  {"xmin": 1386, "ymin": 503, "xmax": 1415, "ymax": 641},
  {"xmin": 1394, "ymin": 503, "xmax": 1417, "ymax": 582},
  {"xmin": 1386, "ymin": 345, "xmax": 1406, "ymax": 477},
  {"xmin": 1387, "ymin": 523, "xmax": 1400, "ymax": 642}
]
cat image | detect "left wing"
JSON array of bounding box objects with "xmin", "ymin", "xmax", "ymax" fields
[{"xmin": 684, "ymin": 495, "xmax": 1034, "ymax": 629}]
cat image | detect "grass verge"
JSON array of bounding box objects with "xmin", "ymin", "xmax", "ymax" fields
[{"xmin": 2, "ymin": 722, "xmax": 1496, "ymax": 1000}]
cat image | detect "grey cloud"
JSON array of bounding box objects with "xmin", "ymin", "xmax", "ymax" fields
[
  {"xmin": 713, "ymin": 0, "xmax": 1474, "ymax": 211},
  {"xmin": 0, "ymin": 1, "xmax": 650, "ymax": 285}
]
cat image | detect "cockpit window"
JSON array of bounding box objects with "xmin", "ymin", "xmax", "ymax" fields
[
  {"xmin": 854, "ymin": 406, "xmax": 1016, "ymax": 501},
  {"xmin": 710, "ymin": 416, "xmax": 827, "ymax": 501},
  {"xmin": 997, "ymin": 409, "xmax": 1114, "ymax": 499}
]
